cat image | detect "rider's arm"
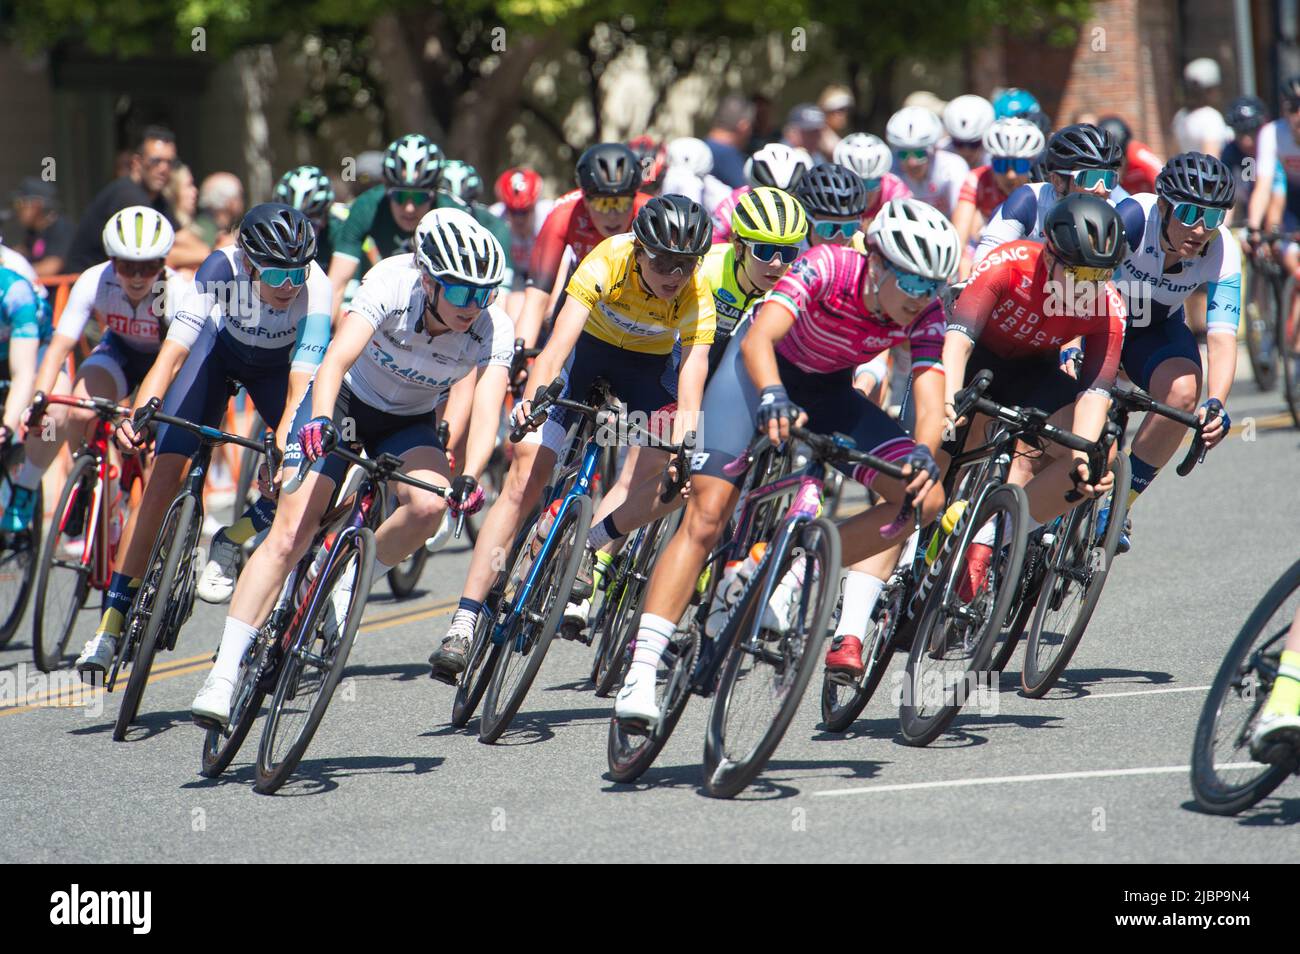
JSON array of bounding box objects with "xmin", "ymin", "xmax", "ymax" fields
[
  {"xmin": 464, "ymin": 364, "xmax": 508, "ymax": 480},
  {"xmin": 943, "ymin": 261, "xmax": 1003, "ymax": 406},
  {"xmin": 1071, "ymin": 288, "xmax": 1126, "ymax": 449},
  {"xmin": 738, "ymin": 299, "xmax": 796, "ymax": 391},
  {"xmin": 1247, "ymin": 123, "xmax": 1277, "ymax": 231},
  {"xmin": 3, "ymin": 338, "xmax": 39, "ymax": 433},
  {"xmin": 510, "ymin": 285, "xmax": 552, "ymax": 351},
  {"xmin": 527, "ymin": 295, "xmax": 587, "ymax": 400},
  {"xmin": 326, "ymin": 253, "xmax": 360, "ymax": 324},
  {"xmin": 670, "ymin": 270, "xmax": 717, "ymax": 442},
  {"xmin": 34, "ymin": 267, "xmax": 101, "ymax": 397},
  {"xmin": 132, "ymin": 339, "xmax": 190, "ymax": 414},
  {"xmin": 973, "ymin": 184, "xmax": 1037, "ymax": 264},
  {"xmin": 32, "ymin": 334, "xmax": 77, "ymax": 398},
  {"xmin": 905, "ymin": 301, "xmax": 948, "ymax": 454}
]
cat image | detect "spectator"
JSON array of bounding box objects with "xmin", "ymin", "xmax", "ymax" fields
[
  {"xmin": 63, "ymin": 124, "xmax": 208, "ymax": 272},
  {"xmin": 10, "ymin": 177, "xmax": 73, "ymax": 277},
  {"xmin": 193, "ymin": 172, "xmax": 245, "ymax": 248},
  {"xmin": 781, "ymin": 103, "xmax": 827, "ymax": 159},
  {"xmin": 165, "ymin": 163, "xmax": 199, "ymax": 230},
  {"xmin": 1172, "ymin": 58, "xmax": 1231, "ymax": 156},
  {"xmin": 818, "ymin": 84, "xmax": 855, "ymax": 156},
  {"xmin": 746, "ymin": 94, "xmax": 779, "ymax": 153},
  {"xmin": 704, "ymin": 95, "xmax": 755, "ymax": 188}
]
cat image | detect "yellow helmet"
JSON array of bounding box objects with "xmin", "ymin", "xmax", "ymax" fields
[{"xmin": 732, "ymin": 186, "xmax": 807, "ymax": 244}]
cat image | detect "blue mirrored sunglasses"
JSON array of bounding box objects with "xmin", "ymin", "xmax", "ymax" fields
[
  {"xmin": 746, "ymin": 241, "xmax": 800, "ymax": 264},
  {"xmin": 258, "ymin": 266, "xmax": 308, "ymax": 288},
  {"xmin": 1068, "ymin": 168, "xmax": 1118, "ymax": 190},
  {"xmin": 434, "ymin": 275, "xmax": 497, "ymax": 308},
  {"xmin": 992, "ymin": 157, "xmax": 1034, "ymax": 175},
  {"xmin": 1172, "ymin": 202, "xmax": 1227, "ymax": 230},
  {"xmin": 886, "ymin": 261, "xmax": 942, "ymax": 299},
  {"xmin": 812, "ymin": 219, "xmax": 860, "ymax": 240}
]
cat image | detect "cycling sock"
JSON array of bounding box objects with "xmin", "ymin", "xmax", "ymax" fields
[
  {"xmin": 587, "ymin": 514, "xmax": 622, "ymax": 550},
  {"xmin": 96, "ymin": 573, "xmax": 140, "ymax": 638},
  {"xmin": 835, "ymin": 571, "xmax": 885, "ymax": 638},
  {"xmin": 630, "ymin": 613, "xmax": 674, "ymax": 674},
  {"xmin": 224, "ymin": 498, "xmax": 276, "ymax": 546},
  {"xmin": 447, "ymin": 597, "xmax": 483, "ymax": 641},
  {"xmin": 1125, "ymin": 452, "xmax": 1159, "ymax": 509},
  {"xmin": 593, "ymin": 550, "xmax": 614, "ymax": 589},
  {"xmin": 1264, "ymin": 650, "xmax": 1300, "ymax": 717},
  {"xmin": 14, "ymin": 459, "xmax": 44, "ymax": 491},
  {"xmin": 211, "ymin": 617, "xmax": 258, "ymax": 685}
]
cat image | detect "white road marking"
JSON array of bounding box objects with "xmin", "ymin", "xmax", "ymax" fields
[{"xmin": 1075, "ymin": 685, "xmax": 1212, "ymax": 700}]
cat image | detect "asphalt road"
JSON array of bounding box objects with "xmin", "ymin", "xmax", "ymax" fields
[{"xmin": 2, "ymin": 357, "xmax": 1298, "ymax": 863}]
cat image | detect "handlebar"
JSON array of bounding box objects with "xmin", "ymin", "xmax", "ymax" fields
[
  {"xmin": 29, "ymin": 390, "xmax": 131, "ymax": 423},
  {"xmin": 1108, "ymin": 380, "xmax": 1212, "ymax": 477},
  {"xmin": 509, "ymin": 378, "xmax": 565, "ymax": 443},
  {"xmin": 658, "ymin": 430, "xmax": 695, "ymax": 504},
  {"xmin": 131, "ymin": 397, "xmax": 268, "ymax": 456}
]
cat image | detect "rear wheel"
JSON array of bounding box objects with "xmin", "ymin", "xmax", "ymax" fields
[
  {"xmin": 607, "ymin": 625, "xmax": 699, "ymax": 783},
  {"xmin": 821, "ymin": 576, "xmax": 909, "ymax": 733},
  {"xmin": 1244, "ymin": 262, "xmax": 1280, "ymax": 392},
  {"xmin": 1279, "ymin": 280, "xmax": 1300, "ymax": 428},
  {"xmin": 32, "ymin": 454, "xmax": 97, "ymax": 671},
  {"xmin": 200, "ymin": 630, "xmax": 272, "ymax": 778},
  {"xmin": 386, "ymin": 547, "xmax": 427, "ymax": 599},
  {"xmin": 0, "ymin": 445, "xmax": 42, "ymax": 647}
]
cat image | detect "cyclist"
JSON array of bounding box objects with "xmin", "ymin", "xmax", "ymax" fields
[
  {"xmin": 793, "ymin": 163, "xmax": 870, "ymax": 248},
  {"xmin": 192, "ymin": 208, "xmax": 512, "ymax": 724},
  {"xmin": 941, "ymin": 193, "xmax": 1126, "ymax": 600},
  {"xmin": 992, "ymin": 87, "xmax": 1041, "ymax": 121},
  {"xmin": 1103, "ymin": 153, "xmax": 1238, "ymax": 551},
  {"xmin": 0, "ymin": 264, "xmax": 51, "ymax": 533},
  {"xmin": 886, "ymin": 106, "xmax": 969, "ymax": 217},
  {"xmin": 1245, "ymin": 76, "xmax": 1300, "ymax": 241},
  {"xmin": 1250, "ymin": 605, "xmax": 1300, "ymax": 758},
  {"xmin": 1220, "ymin": 96, "xmax": 1281, "ymax": 223},
  {"xmin": 615, "ymin": 198, "xmax": 957, "ymax": 721},
  {"xmin": 429, "ymin": 194, "xmax": 716, "ymax": 682},
  {"xmin": 628, "ymin": 135, "xmax": 668, "ymax": 194},
  {"xmin": 974, "ymin": 123, "xmax": 1125, "ymax": 263},
  {"xmin": 73, "ymin": 203, "xmax": 331, "ymax": 678},
  {"xmin": 1098, "ymin": 115, "xmax": 1163, "ymax": 195},
  {"xmin": 833, "ymin": 133, "xmax": 912, "ymax": 227},
  {"xmin": 711, "ymin": 142, "xmax": 813, "ymax": 243},
  {"xmin": 942, "ymin": 94, "xmax": 996, "ymax": 171},
  {"xmin": 951, "ymin": 118, "xmax": 1046, "ymax": 277},
  {"xmin": 489, "ymin": 166, "xmax": 554, "ymax": 302},
  {"xmin": 274, "ymin": 165, "xmax": 343, "ymax": 268},
  {"xmin": 5, "ymin": 208, "xmax": 181, "ymax": 535}
]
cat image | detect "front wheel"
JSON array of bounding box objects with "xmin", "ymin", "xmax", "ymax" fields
[
  {"xmin": 0, "ymin": 450, "xmax": 42, "ymax": 647},
  {"xmin": 200, "ymin": 631, "xmax": 272, "ymax": 778},
  {"xmin": 607, "ymin": 625, "xmax": 699, "ymax": 783},
  {"xmin": 1244, "ymin": 263, "xmax": 1280, "ymax": 392},
  {"xmin": 1279, "ymin": 281, "xmax": 1300, "ymax": 428},
  {"xmin": 32, "ymin": 454, "xmax": 97, "ymax": 670}
]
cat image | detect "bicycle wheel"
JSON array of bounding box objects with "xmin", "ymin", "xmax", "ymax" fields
[
  {"xmin": 386, "ymin": 546, "xmax": 427, "ymax": 599},
  {"xmin": 113, "ymin": 493, "xmax": 200, "ymax": 741},
  {"xmin": 0, "ymin": 459, "xmax": 42, "ymax": 647},
  {"xmin": 32, "ymin": 454, "xmax": 97, "ymax": 670},
  {"xmin": 255, "ymin": 527, "xmax": 376, "ymax": 794},
  {"xmin": 899, "ymin": 484, "xmax": 1028, "ymax": 747},
  {"xmin": 821, "ymin": 575, "xmax": 909, "ymax": 733},
  {"xmin": 200, "ymin": 630, "xmax": 272, "ymax": 778},
  {"xmin": 1243, "ymin": 262, "xmax": 1280, "ymax": 392},
  {"xmin": 1190, "ymin": 558, "xmax": 1300, "ymax": 815},
  {"xmin": 479, "ymin": 494, "xmax": 592, "ymax": 744},
  {"xmin": 1280, "ymin": 284, "xmax": 1300, "ymax": 429},
  {"xmin": 1022, "ymin": 454, "xmax": 1131, "ymax": 697},
  {"xmin": 703, "ymin": 516, "xmax": 841, "ymax": 798},
  {"xmin": 607, "ymin": 625, "xmax": 700, "ymax": 783}
]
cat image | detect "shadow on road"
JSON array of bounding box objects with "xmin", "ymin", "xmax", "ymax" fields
[
  {"xmin": 68, "ymin": 707, "xmax": 193, "ymax": 743},
  {"xmin": 1026, "ymin": 667, "xmax": 1176, "ymax": 699},
  {"xmin": 423, "ymin": 705, "xmax": 609, "ymax": 747},
  {"xmin": 183, "ymin": 754, "xmax": 445, "ymax": 796},
  {"xmin": 602, "ymin": 754, "xmax": 886, "ymax": 800},
  {"xmin": 341, "ymin": 661, "xmax": 428, "ymax": 684},
  {"xmin": 1180, "ymin": 796, "xmax": 1300, "ymax": 827}
]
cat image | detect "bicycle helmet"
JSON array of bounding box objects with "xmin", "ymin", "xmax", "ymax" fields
[
  {"xmin": 744, "ymin": 142, "xmax": 813, "ymax": 191},
  {"xmin": 628, "ymin": 135, "xmax": 668, "ymax": 187},
  {"xmin": 273, "ymin": 165, "xmax": 334, "ymax": 219},
  {"xmin": 494, "ymin": 167, "xmax": 543, "ymax": 211},
  {"xmin": 866, "ymin": 198, "xmax": 960, "ymax": 281},
  {"xmin": 666, "ymin": 137, "xmax": 713, "ymax": 178},
  {"xmin": 1045, "ymin": 123, "xmax": 1123, "ymax": 173},
  {"xmin": 438, "ymin": 159, "xmax": 484, "ymax": 205},
  {"xmin": 382, "ymin": 133, "xmax": 443, "ymax": 190},
  {"xmin": 238, "ymin": 203, "xmax": 316, "ymax": 269},
  {"xmin": 575, "ymin": 142, "xmax": 641, "ymax": 196},
  {"xmin": 983, "ymin": 118, "xmax": 1046, "ymax": 159},
  {"xmin": 1226, "ymin": 96, "xmax": 1268, "ymax": 134},
  {"xmin": 794, "ymin": 163, "xmax": 869, "ymax": 218},
  {"xmin": 1043, "ymin": 193, "xmax": 1124, "ymax": 269},
  {"xmin": 102, "ymin": 205, "xmax": 175, "ymax": 260},
  {"xmin": 731, "ymin": 187, "xmax": 808, "ymax": 244},
  {"xmin": 943, "ymin": 95, "xmax": 995, "ymax": 143},
  {"xmin": 1282, "ymin": 75, "xmax": 1300, "ymax": 107},
  {"xmin": 415, "ymin": 207, "xmax": 505, "ymax": 286},
  {"xmin": 1155, "ymin": 152, "xmax": 1235, "ymax": 209},
  {"xmin": 833, "ymin": 133, "xmax": 893, "ymax": 182},
  {"xmin": 886, "ymin": 107, "xmax": 944, "ymax": 151},
  {"xmin": 993, "ymin": 87, "xmax": 1040, "ymax": 119},
  {"xmin": 632, "ymin": 194, "xmax": 712, "ymax": 255},
  {"xmin": 1096, "ymin": 116, "xmax": 1133, "ymax": 153}
]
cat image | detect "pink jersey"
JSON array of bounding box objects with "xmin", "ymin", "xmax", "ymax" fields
[
  {"xmin": 767, "ymin": 243, "xmax": 945, "ymax": 376},
  {"xmin": 863, "ymin": 172, "xmax": 912, "ymax": 221},
  {"xmin": 711, "ymin": 185, "xmax": 750, "ymax": 243}
]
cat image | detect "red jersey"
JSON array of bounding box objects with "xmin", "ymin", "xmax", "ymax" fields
[
  {"xmin": 958, "ymin": 166, "xmax": 1010, "ymax": 219},
  {"xmin": 950, "ymin": 241, "xmax": 1126, "ymax": 394},
  {"xmin": 527, "ymin": 189, "xmax": 653, "ymax": 292},
  {"xmin": 1120, "ymin": 140, "xmax": 1161, "ymax": 195}
]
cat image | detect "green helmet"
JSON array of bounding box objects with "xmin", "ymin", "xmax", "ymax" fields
[
  {"xmin": 437, "ymin": 159, "xmax": 484, "ymax": 205},
  {"xmin": 382, "ymin": 134, "xmax": 443, "ymax": 189},
  {"xmin": 273, "ymin": 165, "xmax": 334, "ymax": 218}
]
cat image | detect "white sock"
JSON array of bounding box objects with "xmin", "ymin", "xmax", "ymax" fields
[
  {"xmin": 14, "ymin": 459, "xmax": 43, "ymax": 491},
  {"xmin": 211, "ymin": 618, "xmax": 258, "ymax": 684},
  {"xmin": 630, "ymin": 613, "xmax": 674, "ymax": 674},
  {"xmin": 835, "ymin": 571, "xmax": 886, "ymax": 638}
]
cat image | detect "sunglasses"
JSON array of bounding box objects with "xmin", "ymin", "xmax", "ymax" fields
[
  {"xmin": 432, "ymin": 275, "xmax": 498, "ymax": 308},
  {"xmin": 585, "ymin": 194, "xmax": 634, "ymax": 214},
  {"xmin": 861, "ymin": 176, "xmax": 882, "ymax": 192},
  {"xmin": 1065, "ymin": 168, "xmax": 1118, "ymax": 190},
  {"xmin": 745, "ymin": 241, "xmax": 801, "ymax": 265},
  {"xmin": 639, "ymin": 246, "xmax": 701, "ymax": 276},
  {"xmin": 114, "ymin": 258, "xmax": 165, "ymax": 278},
  {"xmin": 894, "ymin": 148, "xmax": 929, "ymax": 161},
  {"xmin": 143, "ymin": 156, "xmax": 177, "ymax": 169},
  {"xmin": 992, "ymin": 156, "xmax": 1034, "ymax": 175},
  {"xmin": 1060, "ymin": 262, "xmax": 1115, "ymax": 283},
  {"xmin": 885, "ymin": 261, "xmax": 942, "ymax": 299},
  {"xmin": 389, "ymin": 189, "xmax": 432, "ymax": 207},
  {"xmin": 1172, "ymin": 202, "xmax": 1227, "ymax": 230},
  {"xmin": 811, "ymin": 219, "xmax": 860, "ymax": 240},
  {"xmin": 257, "ymin": 266, "xmax": 308, "ymax": 288}
]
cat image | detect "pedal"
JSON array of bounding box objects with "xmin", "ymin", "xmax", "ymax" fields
[
  {"xmin": 616, "ymin": 716, "xmax": 651, "ymax": 737},
  {"xmin": 429, "ymin": 667, "xmax": 458, "ymax": 687},
  {"xmin": 191, "ymin": 714, "xmax": 224, "ymax": 732}
]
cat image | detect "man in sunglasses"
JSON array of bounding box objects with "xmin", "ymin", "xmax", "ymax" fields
[
  {"xmin": 885, "ymin": 106, "xmax": 970, "ymax": 218},
  {"xmin": 952, "ymin": 118, "xmax": 1046, "ymax": 278},
  {"xmin": 1101, "ymin": 153, "xmax": 1239, "ymax": 552},
  {"xmin": 73, "ymin": 204, "xmax": 332, "ymax": 679},
  {"xmin": 974, "ymin": 123, "xmax": 1125, "ymax": 265}
]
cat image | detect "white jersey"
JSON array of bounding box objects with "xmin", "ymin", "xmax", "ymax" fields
[
  {"xmin": 1, "ymin": 244, "xmax": 47, "ymax": 299},
  {"xmin": 1171, "ymin": 106, "xmax": 1231, "ymax": 154},
  {"xmin": 167, "ymin": 246, "xmax": 333, "ymax": 373},
  {"xmin": 892, "ymin": 150, "xmax": 968, "ymax": 217},
  {"xmin": 55, "ymin": 261, "xmax": 186, "ymax": 353},
  {"xmin": 342, "ymin": 254, "xmax": 515, "ymax": 415}
]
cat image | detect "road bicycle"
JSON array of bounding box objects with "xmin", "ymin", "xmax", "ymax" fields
[{"xmin": 0, "ymin": 381, "xmax": 43, "ymax": 646}]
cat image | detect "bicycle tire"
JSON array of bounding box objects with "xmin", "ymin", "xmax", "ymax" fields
[
  {"xmin": 113, "ymin": 493, "xmax": 199, "ymax": 741},
  {"xmin": 32, "ymin": 454, "xmax": 97, "ymax": 670},
  {"xmin": 821, "ymin": 581, "xmax": 911, "ymax": 733},
  {"xmin": 1280, "ymin": 283, "xmax": 1300, "ymax": 429},
  {"xmin": 479, "ymin": 494, "xmax": 592, "ymax": 744},
  {"xmin": 703, "ymin": 516, "xmax": 842, "ymax": 798},
  {"xmin": 255, "ymin": 527, "xmax": 376, "ymax": 794},
  {"xmin": 200, "ymin": 632, "xmax": 271, "ymax": 778},
  {"xmin": 1022, "ymin": 453, "xmax": 1130, "ymax": 697},
  {"xmin": 0, "ymin": 463, "xmax": 42, "ymax": 647},
  {"xmin": 899, "ymin": 483, "xmax": 1028, "ymax": 747},
  {"xmin": 386, "ymin": 546, "xmax": 428, "ymax": 599},
  {"xmin": 1243, "ymin": 260, "xmax": 1280, "ymax": 392},
  {"xmin": 607, "ymin": 625, "xmax": 700, "ymax": 783},
  {"xmin": 1190, "ymin": 557, "xmax": 1300, "ymax": 815}
]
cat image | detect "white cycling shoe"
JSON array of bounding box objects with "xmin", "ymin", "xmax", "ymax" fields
[
  {"xmin": 75, "ymin": 632, "xmax": 117, "ymax": 682},
  {"xmin": 562, "ymin": 597, "xmax": 591, "ymax": 634},
  {"xmin": 197, "ymin": 532, "xmax": 240, "ymax": 604},
  {"xmin": 1250, "ymin": 710, "xmax": 1300, "ymax": 763},
  {"xmin": 614, "ymin": 669, "xmax": 660, "ymax": 727},
  {"xmin": 191, "ymin": 673, "xmax": 235, "ymax": 727}
]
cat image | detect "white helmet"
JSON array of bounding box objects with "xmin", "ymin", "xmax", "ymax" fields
[
  {"xmin": 942, "ymin": 95, "xmax": 995, "ymax": 143},
  {"xmin": 833, "ymin": 133, "xmax": 893, "ymax": 182},
  {"xmin": 885, "ymin": 107, "xmax": 944, "ymax": 151},
  {"xmin": 867, "ymin": 198, "xmax": 960, "ymax": 281},
  {"xmin": 744, "ymin": 143, "xmax": 814, "ymax": 191},
  {"xmin": 983, "ymin": 117, "xmax": 1045, "ymax": 159},
  {"xmin": 415, "ymin": 208, "xmax": 504, "ymax": 286},
  {"xmin": 102, "ymin": 205, "xmax": 174, "ymax": 261},
  {"xmin": 666, "ymin": 137, "xmax": 713, "ymax": 178}
]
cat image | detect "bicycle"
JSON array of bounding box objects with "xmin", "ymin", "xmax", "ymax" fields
[
  {"xmin": 108, "ymin": 398, "xmax": 273, "ymax": 742},
  {"xmin": 0, "ymin": 384, "xmax": 43, "ymax": 647},
  {"xmin": 1242, "ymin": 234, "xmax": 1283, "ymax": 393},
  {"xmin": 1190, "ymin": 557, "xmax": 1300, "ymax": 815},
  {"xmin": 607, "ymin": 426, "xmax": 909, "ymax": 798},
  {"xmin": 28, "ymin": 392, "xmax": 145, "ymax": 671},
  {"xmin": 203, "ymin": 439, "xmax": 461, "ymax": 793}
]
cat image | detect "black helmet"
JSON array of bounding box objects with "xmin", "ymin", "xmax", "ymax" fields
[
  {"xmin": 576, "ymin": 142, "xmax": 641, "ymax": 196},
  {"xmin": 632, "ymin": 194, "xmax": 712, "ymax": 255},
  {"xmin": 273, "ymin": 165, "xmax": 334, "ymax": 219},
  {"xmin": 793, "ymin": 162, "xmax": 869, "ymax": 218},
  {"xmin": 382, "ymin": 134, "xmax": 443, "ymax": 190},
  {"xmin": 1284, "ymin": 75, "xmax": 1300, "ymax": 108},
  {"xmin": 1044, "ymin": 193, "xmax": 1124, "ymax": 269},
  {"xmin": 1046, "ymin": 123, "xmax": 1123, "ymax": 173},
  {"xmin": 1028, "ymin": 151, "xmax": 1050, "ymax": 184},
  {"xmin": 238, "ymin": 203, "xmax": 317, "ymax": 269},
  {"xmin": 1156, "ymin": 152, "xmax": 1235, "ymax": 209},
  {"xmin": 1096, "ymin": 115, "xmax": 1132, "ymax": 152},
  {"xmin": 1226, "ymin": 95, "xmax": 1268, "ymax": 133}
]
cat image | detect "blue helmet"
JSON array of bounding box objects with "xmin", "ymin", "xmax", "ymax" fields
[{"xmin": 993, "ymin": 87, "xmax": 1041, "ymax": 120}]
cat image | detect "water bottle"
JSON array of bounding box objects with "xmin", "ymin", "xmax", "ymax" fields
[
  {"xmin": 764, "ymin": 552, "xmax": 807, "ymax": 631},
  {"xmin": 924, "ymin": 500, "xmax": 968, "ymax": 566},
  {"xmin": 530, "ymin": 499, "xmax": 563, "ymax": 558},
  {"xmin": 704, "ymin": 543, "xmax": 765, "ymax": 637},
  {"xmin": 296, "ymin": 536, "xmax": 333, "ymax": 603}
]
